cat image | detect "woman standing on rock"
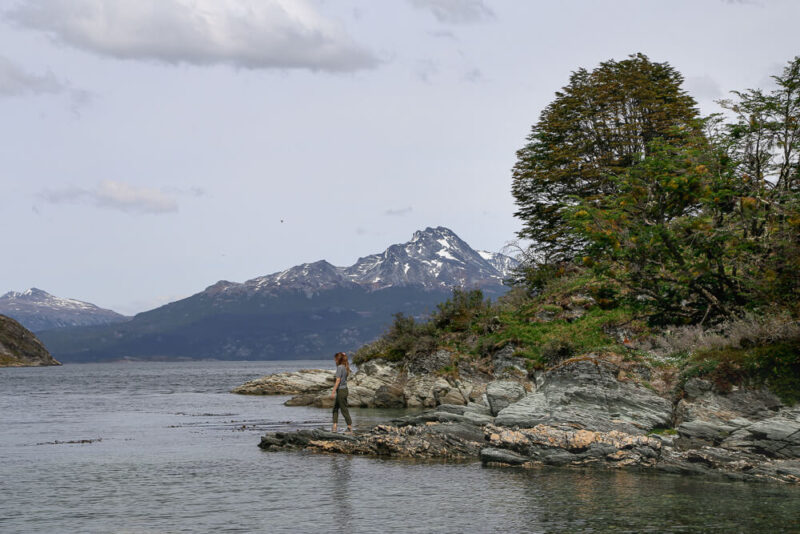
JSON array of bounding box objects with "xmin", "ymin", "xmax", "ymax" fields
[{"xmin": 331, "ymin": 352, "xmax": 353, "ymax": 433}]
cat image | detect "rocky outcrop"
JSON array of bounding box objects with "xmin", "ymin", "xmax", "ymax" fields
[
  {"xmin": 495, "ymin": 357, "xmax": 673, "ymax": 435},
  {"xmin": 231, "ymin": 369, "xmax": 335, "ymax": 395},
  {"xmin": 481, "ymin": 424, "xmax": 662, "ymax": 468},
  {"xmin": 0, "ymin": 314, "xmax": 60, "ymax": 367},
  {"xmin": 234, "ymin": 350, "xmax": 499, "ymax": 409},
  {"xmin": 260, "ymin": 421, "xmax": 485, "ymax": 459},
  {"xmin": 256, "ymin": 354, "xmax": 800, "ymax": 484},
  {"xmin": 673, "ymin": 378, "xmax": 800, "ymax": 459}
]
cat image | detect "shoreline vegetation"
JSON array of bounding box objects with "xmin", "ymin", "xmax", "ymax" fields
[{"xmin": 250, "ymin": 54, "xmax": 800, "ymax": 484}]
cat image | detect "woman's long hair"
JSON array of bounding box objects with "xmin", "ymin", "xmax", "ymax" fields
[{"xmin": 334, "ymin": 352, "xmax": 350, "ymax": 375}]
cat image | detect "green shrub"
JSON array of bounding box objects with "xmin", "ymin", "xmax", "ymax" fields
[
  {"xmin": 681, "ymin": 339, "xmax": 800, "ymax": 405},
  {"xmin": 540, "ymin": 333, "xmax": 577, "ymax": 363},
  {"xmin": 432, "ymin": 288, "xmax": 488, "ymax": 331}
]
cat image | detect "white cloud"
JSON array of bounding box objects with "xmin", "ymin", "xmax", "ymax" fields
[
  {"xmin": 40, "ymin": 180, "xmax": 179, "ymax": 214},
  {"xmin": 384, "ymin": 206, "xmax": 413, "ymax": 216},
  {"xmin": 8, "ymin": 0, "xmax": 378, "ymax": 72},
  {"xmin": 0, "ymin": 55, "xmax": 64, "ymax": 96},
  {"xmin": 409, "ymin": 0, "xmax": 494, "ymax": 24},
  {"xmin": 0, "ymin": 55, "xmax": 92, "ymax": 111}
]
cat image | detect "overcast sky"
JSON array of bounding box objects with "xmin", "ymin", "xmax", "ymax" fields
[{"xmin": 1, "ymin": 0, "xmax": 798, "ymax": 315}]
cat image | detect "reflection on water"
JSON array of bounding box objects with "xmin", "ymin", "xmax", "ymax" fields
[
  {"xmin": 330, "ymin": 456, "xmax": 354, "ymax": 530},
  {"xmin": 1, "ymin": 361, "xmax": 799, "ymax": 533}
]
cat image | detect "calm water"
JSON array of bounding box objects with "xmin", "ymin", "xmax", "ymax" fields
[{"xmin": 1, "ymin": 361, "xmax": 799, "ymax": 533}]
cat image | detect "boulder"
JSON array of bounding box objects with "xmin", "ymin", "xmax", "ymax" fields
[
  {"xmin": 485, "ymin": 380, "xmax": 528, "ymax": 416},
  {"xmin": 373, "ymin": 385, "xmax": 406, "ymax": 408},
  {"xmin": 495, "ymin": 357, "xmax": 673, "ymax": 435},
  {"xmin": 404, "ymin": 375, "xmax": 456, "ymax": 407}
]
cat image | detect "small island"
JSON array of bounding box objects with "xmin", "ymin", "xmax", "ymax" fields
[{"xmin": 0, "ymin": 314, "xmax": 61, "ymax": 367}]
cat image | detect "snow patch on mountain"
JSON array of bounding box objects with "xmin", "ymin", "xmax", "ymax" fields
[
  {"xmin": 203, "ymin": 227, "xmax": 518, "ymax": 298},
  {"xmin": 0, "ymin": 288, "xmax": 128, "ymax": 332}
]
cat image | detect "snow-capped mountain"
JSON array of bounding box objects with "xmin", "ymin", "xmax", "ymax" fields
[
  {"xmin": 39, "ymin": 227, "xmax": 518, "ymax": 362},
  {"xmin": 0, "ymin": 288, "xmax": 128, "ymax": 332},
  {"xmin": 205, "ymin": 227, "xmax": 517, "ymax": 298},
  {"xmin": 477, "ymin": 250, "xmax": 518, "ymax": 279}
]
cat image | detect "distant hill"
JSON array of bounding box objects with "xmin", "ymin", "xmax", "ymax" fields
[
  {"xmin": 0, "ymin": 314, "xmax": 60, "ymax": 367},
  {"xmin": 0, "ymin": 288, "xmax": 128, "ymax": 332},
  {"xmin": 39, "ymin": 227, "xmax": 517, "ymax": 362}
]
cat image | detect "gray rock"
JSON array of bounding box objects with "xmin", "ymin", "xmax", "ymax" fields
[
  {"xmin": 481, "ymin": 447, "xmax": 529, "ymax": 465},
  {"xmin": 495, "ymin": 358, "xmax": 672, "ymax": 434},
  {"xmin": 491, "ymin": 345, "xmax": 529, "ymax": 376},
  {"xmin": 436, "ymin": 404, "xmax": 468, "ymax": 415},
  {"xmin": 677, "ymin": 420, "xmax": 738, "ymax": 445},
  {"xmin": 486, "ymin": 380, "xmax": 528, "ymax": 416},
  {"xmin": 675, "ymin": 379, "xmax": 782, "ymax": 426},
  {"xmin": 373, "ymin": 385, "xmax": 405, "ymax": 408},
  {"xmin": 428, "ymin": 422, "xmax": 486, "ymax": 443},
  {"xmin": 232, "ymin": 369, "xmax": 334, "ymax": 395},
  {"xmin": 464, "ymin": 402, "xmax": 492, "ymax": 416},
  {"xmin": 407, "ymin": 349, "xmax": 452, "ymax": 375},
  {"xmin": 462, "ymin": 412, "xmax": 496, "ymax": 426},
  {"xmin": 720, "ymin": 411, "xmax": 800, "ymax": 459},
  {"xmin": 674, "ymin": 378, "xmax": 799, "ymax": 459}
]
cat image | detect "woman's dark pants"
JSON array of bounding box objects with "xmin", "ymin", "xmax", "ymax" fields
[{"xmin": 333, "ymin": 388, "xmax": 352, "ymax": 426}]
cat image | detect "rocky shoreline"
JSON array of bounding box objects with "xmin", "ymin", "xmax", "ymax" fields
[{"xmin": 237, "ymin": 352, "xmax": 800, "ymax": 484}]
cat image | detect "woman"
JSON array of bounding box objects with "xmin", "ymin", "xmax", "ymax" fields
[{"xmin": 330, "ymin": 352, "xmax": 353, "ymax": 433}]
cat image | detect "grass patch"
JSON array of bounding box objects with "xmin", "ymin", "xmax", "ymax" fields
[{"xmin": 485, "ymin": 307, "xmax": 632, "ymax": 366}]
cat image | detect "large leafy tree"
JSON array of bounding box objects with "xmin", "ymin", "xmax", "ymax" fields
[
  {"xmin": 720, "ymin": 56, "xmax": 800, "ymax": 195},
  {"xmin": 569, "ymin": 57, "xmax": 800, "ymax": 323},
  {"xmin": 511, "ymin": 53, "xmax": 702, "ymax": 262}
]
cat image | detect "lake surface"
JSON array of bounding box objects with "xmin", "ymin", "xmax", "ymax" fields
[{"xmin": 2, "ymin": 361, "xmax": 799, "ymax": 533}]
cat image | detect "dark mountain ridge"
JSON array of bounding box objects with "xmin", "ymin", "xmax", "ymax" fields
[{"xmin": 38, "ymin": 227, "xmax": 516, "ymax": 362}]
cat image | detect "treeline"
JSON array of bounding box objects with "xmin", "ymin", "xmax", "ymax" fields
[
  {"xmin": 355, "ymin": 54, "xmax": 800, "ymax": 390},
  {"xmin": 512, "ymin": 53, "xmax": 800, "ymax": 325}
]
